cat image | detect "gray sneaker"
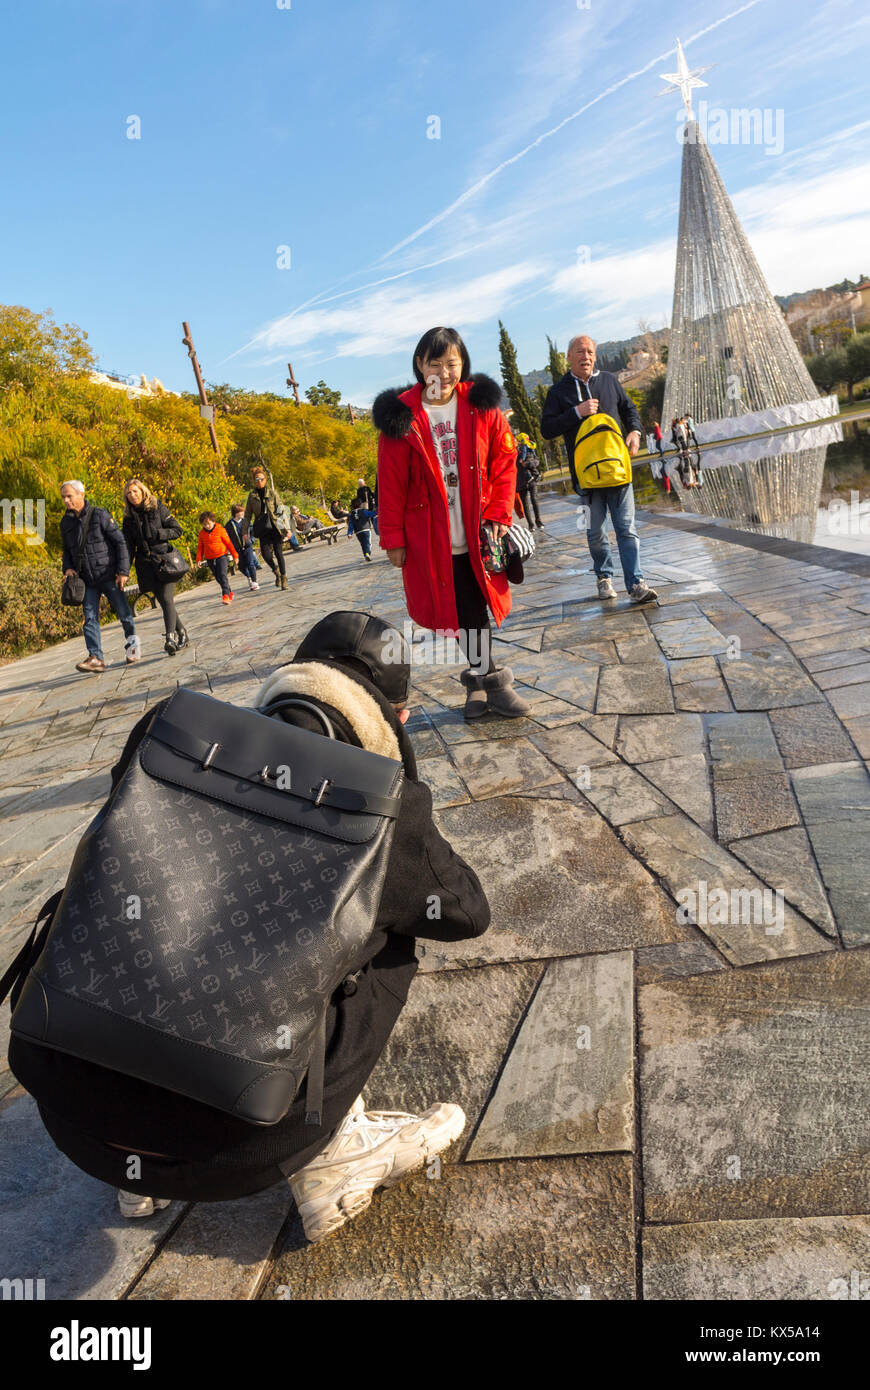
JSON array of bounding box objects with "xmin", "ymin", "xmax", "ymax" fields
[
  {"xmin": 629, "ymin": 581, "xmax": 658, "ymax": 604},
  {"xmin": 597, "ymin": 577, "xmax": 617, "ymax": 600}
]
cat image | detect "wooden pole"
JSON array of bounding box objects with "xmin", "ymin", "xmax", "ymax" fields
[{"xmin": 182, "ymin": 322, "xmax": 222, "ymax": 466}]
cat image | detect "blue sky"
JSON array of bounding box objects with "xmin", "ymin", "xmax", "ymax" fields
[{"xmin": 3, "ymin": 0, "xmax": 869, "ymax": 405}]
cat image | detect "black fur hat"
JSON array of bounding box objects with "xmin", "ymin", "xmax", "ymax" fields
[{"xmin": 371, "ymin": 373, "xmax": 504, "ymax": 438}]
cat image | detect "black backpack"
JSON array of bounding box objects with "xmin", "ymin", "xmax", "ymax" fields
[{"xmin": 1, "ymin": 687, "xmax": 404, "ymax": 1146}]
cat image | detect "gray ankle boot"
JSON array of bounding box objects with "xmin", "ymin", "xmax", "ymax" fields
[
  {"xmin": 481, "ymin": 667, "xmax": 531, "ymax": 718},
  {"xmin": 460, "ymin": 668, "xmax": 488, "ymax": 720}
]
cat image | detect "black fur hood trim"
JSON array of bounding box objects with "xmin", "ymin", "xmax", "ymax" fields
[
  {"xmin": 466, "ymin": 373, "xmax": 503, "ymax": 412},
  {"xmin": 372, "ymin": 373, "xmax": 504, "ymax": 437},
  {"xmin": 371, "ymin": 385, "xmax": 416, "ymax": 439}
]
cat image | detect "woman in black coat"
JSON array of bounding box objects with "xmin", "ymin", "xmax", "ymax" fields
[{"xmin": 122, "ymin": 479, "xmax": 188, "ymax": 655}]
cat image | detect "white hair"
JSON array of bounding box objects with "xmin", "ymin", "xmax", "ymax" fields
[
  {"xmin": 567, "ymin": 335, "xmax": 596, "ymax": 354},
  {"xmin": 60, "ymin": 479, "xmax": 85, "ymax": 494}
]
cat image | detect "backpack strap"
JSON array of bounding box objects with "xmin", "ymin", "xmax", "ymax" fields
[
  {"xmin": 0, "ymin": 890, "xmax": 63, "ymax": 1008},
  {"xmin": 303, "ymin": 1011, "xmax": 327, "ymax": 1126},
  {"xmin": 146, "ymin": 714, "xmax": 402, "ymax": 818}
]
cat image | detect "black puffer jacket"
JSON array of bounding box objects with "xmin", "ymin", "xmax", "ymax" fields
[
  {"xmin": 60, "ymin": 501, "xmax": 130, "ymax": 585},
  {"xmin": 122, "ymin": 501, "xmax": 183, "ymax": 591},
  {"xmin": 22, "ymin": 663, "xmax": 490, "ymax": 1202}
]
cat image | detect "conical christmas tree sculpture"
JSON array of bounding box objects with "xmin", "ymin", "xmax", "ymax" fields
[{"xmin": 660, "ymin": 41, "xmax": 820, "ymax": 432}]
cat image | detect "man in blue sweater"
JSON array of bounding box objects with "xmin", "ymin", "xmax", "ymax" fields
[{"xmin": 541, "ymin": 335, "xmax": 657, "ymax": 604}]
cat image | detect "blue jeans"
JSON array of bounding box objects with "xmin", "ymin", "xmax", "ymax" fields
[
  {"xmin": 355, "ymin": 528, "xmax": 372, "ymax": 558},
  {"xmin": 578, "ymin": 484, "xmax": 643, "ymax": 590},
  {"xmin": 237, "ymin": 541, "xmax": 258, "ymax": 580},
  {"xmin": 83, "ymin": 578, "xmax": 136, "ymax": 659}
]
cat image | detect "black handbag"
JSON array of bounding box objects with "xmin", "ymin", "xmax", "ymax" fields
[
  {"xmin": 5, "ymin": 687, "xmax": 404, "ymax": 1127},
  {"xmin": 60, "ymin": 506, "xmax": 94, "ymax": 606},
  {"xmin": 150, "ymin": 546, "xmax": 190, "ymax": 583}
]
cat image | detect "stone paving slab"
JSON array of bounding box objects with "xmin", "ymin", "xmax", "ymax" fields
[
  {"xmin": 713, "ymin": 773, "xmax": 800, "ymax": 842},
  {"xmin": 620, "ymin": 814, "xmax": 834, "ymax": 965},
  {"xmin": 445, "ymin": 738, "xmax": 564, "ymax": 800},
  {"xmin": 720, "ymin": 652, "xmax": 825, "ymax": 710},
  {"xmin": 643, "ymin": 1215, "xmax": 870, "ymax": 1301},
  {"xmin": 652, "ymin": 617, "xmax": 732, "ymax": 659},
  {"xmin": 596, "ymin": 663, "xmax": 675, "ymax": 715},
  {"xmin": 128, "ymin": 1184, "xmax": 293, "ymax": 1301},
  {"xmin": 768, "ymin": 702, "xmax": 858, "ymax": 768},
  {"xmin": 468, "ymin": 952, "xmax": 634, "ymax": 1160},
  {"xmin": 707, "ymin": 712, "xmax": 782, "ymax": 781},
  {"xmin": 0, "ymin": 1093, "xmax": 180, "ymax": 1300},
  {"xmin": 580, "ymin": 764, "xmax": 675, "ymax": 825},
  {"xmin": 635, "ymin": 938, "xmax": 727, "ymax": 986},
  {"xmin": 639, "ymin": 952, "xmax": 870, "ymax": 1224},
  {"xmin": 790, "ymin": 762, "xmax": 870, "ymax": 946},
  {"xmin": 415, "ymin": 756, "xmax": 471, "ymax": 809},
  {"xmin": 826, "ymin": 680, "xmax": 870, "ymax": 720},
  {"xmin": 615, "ymin": 713, "xmax": 705, "ymax": 763},
  {"xmin": 420, "ymin": 797, "xmax": 683, "ymax": 971},
  {"xmin": 364, "ymin": 961, "xmax": 542, "ymax": 1145},
  {"xmin": 639, "ymin": 755, "xmax": 714, "ymax": 835},
  {"xmin": 729, "ymin": 828, "xmax": 837, "ymax": 938},
  {"xmin": 261, "ymin": 1155, "xmax": 635, "ymax": 1301}
]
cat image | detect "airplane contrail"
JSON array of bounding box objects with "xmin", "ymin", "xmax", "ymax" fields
[
  {"xmin": 380, "ymin": 0, "xmax": 764, "ymax": 260},
  {"xmin": 224, "ymin": 1, "xmax": 764, "ymax": 366}
]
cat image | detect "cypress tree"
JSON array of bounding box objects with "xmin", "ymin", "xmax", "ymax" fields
[
  {"xmin": 547, "ymin": 336, "xmax": 567, "ymax": 384},
  {"xmin": 498, "ymin": 320, "xmax": 545, "ymax": 457}
]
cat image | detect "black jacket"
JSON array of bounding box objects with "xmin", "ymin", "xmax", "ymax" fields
[
  {"xmin": 356, "ymin": 484, "xmax": 376, "ymax": 510},
  {"xmin": 541, "ymin": 370, "xmax": 642, "ymax": 492},
  {"xmin": 516, "ymin": 444, "xmax": 540, "ymax": 491},
  {"xmin": 24, "ymin": 669, "xmax": 489, "ymax": 1202},
  {"xmin": 122, "ymin": 501, "xmax": 183, "ymax": 591},
  {"xmin": 61, "ymin": 501, "xmax": 130, "ymax": 585}
]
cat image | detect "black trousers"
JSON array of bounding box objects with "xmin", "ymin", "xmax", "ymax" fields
[
  {"xmin": 206, "ymin": 555, "xmax": 231, "ymax": 594},
  {"xmin": 452, "ymin": 551, "xmax": 494, "ymax": 674},
  {"xmin": 259, "ymin": 529, "xmax": 286, "ymax": 577},
  {"xmin": 519, "ymin": 483, "xmax": 542, "ymax": 527},
  {"xmin": 152, "ymin": 581, "xmax": 179, "ymax": 635}
]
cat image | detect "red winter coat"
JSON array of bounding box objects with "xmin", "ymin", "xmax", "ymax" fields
[{"xmin": 373, "ymin": 374, "xmax": 516, "ymax": 633}]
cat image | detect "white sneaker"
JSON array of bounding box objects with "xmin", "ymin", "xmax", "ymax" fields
[
  {"xmin": 117, "ymin": 1190, "xmax": 172, "ymax": 1219},
  {"xmin": 249, "ymin": 580, "xmax": 260, "ymax": 591},
  {"xmin": 288, "ymin": 1096, "xmax": 466, "ymax": 1243},
  {"xmin": 629, "ymin": 581, "xmax": 658, "ymax": 604},
  {"xmin": 597, "ymin": 577, "xmax": 617, "ymax": 600}
]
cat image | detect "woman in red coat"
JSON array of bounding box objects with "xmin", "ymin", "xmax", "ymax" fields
[{"xmin": 373, "ymin": 326, "xmax": 530, "ymax": 719}]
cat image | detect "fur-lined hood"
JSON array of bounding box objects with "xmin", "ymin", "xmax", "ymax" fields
[
  {"xmin": 371, "ymin": 374, "xmax": 504, "ymax": 439},
  {"xmin": 253, "ymin": 661, "xmax": 402, "ymax": 762}
]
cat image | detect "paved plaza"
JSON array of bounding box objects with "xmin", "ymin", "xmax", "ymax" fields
[{"xmin": 1, "ymin": 493, "xmax": 869, "ymax": 1300}]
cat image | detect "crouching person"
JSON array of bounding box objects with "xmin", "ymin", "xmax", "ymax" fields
[{"xmin": 24, "ymin": 611, "xmax": 489, "ymax": 1242}]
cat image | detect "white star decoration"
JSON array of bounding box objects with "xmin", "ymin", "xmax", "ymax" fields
[{"xmin": 658, "ymin": 37, "xmax": 714, "ymax": 119}]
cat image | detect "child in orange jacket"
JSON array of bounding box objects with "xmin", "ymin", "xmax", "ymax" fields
[{"xmin": 196, "ymin": 512, "xmax": 238, "ymax": 604}]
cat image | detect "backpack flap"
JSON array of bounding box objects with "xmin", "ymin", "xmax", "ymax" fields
[{"xmin": 11, "ymin": 687, "xmax": 404, "ymax": 1127}]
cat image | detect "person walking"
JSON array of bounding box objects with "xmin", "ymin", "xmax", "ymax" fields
[
  {"xmin": 652, "ymin": 420, "xmax": 665, "ymax": 460},
  {"xmin": 356, "ymin": 478, "xmax": 376, "ymax": 511},
  {"xmin": 242, "ymin": 465, "xmax": 292, "ymax": 589},
  {"xmin": 516, "ymin": 432, "xmax": 544, "ymax": 530},
  {"xmin": 541, "ymin": 335, "xmax": 657, "ymax": 604},
  {"xmin": 61, "ymin": 480, "xmax": 139, "ymax": 673},
  {"xmin": 225, "ymin": 505, "xmax": 260, "ymax": 591},
  {"xmin": 196, "ymin": 512, "xmax": 238, "ymax": 604},
  {"xmin": 347, "ymin": 499, "xmax": 374, "ymax": 560},
  {"xmin": 374, "ymin": 325, "xmax": 531, "ymax": 719},
  {"xmin": 122, "ymin": 480, "xmax": 189, "ymax": 655}
]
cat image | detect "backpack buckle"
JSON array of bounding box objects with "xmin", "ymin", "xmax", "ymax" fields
[
  {"xmin": 202, "ymin": 742, "xmax": 220, "ymax": 769},
  {"xmin": 313, "ymin": 778, "xmax": 331, "ymax": 807}
]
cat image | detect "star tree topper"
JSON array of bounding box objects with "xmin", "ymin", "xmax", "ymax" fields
[{"xmin": 658, "ymin": 38, "xmax": 714, "ymax": 119}]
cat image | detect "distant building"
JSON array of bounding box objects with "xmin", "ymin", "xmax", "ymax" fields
[{"xmin": 88, "ymin": 371, "xmax": 179, "ymax": 398}]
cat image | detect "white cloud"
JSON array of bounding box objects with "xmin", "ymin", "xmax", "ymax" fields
[{"xmin": 243, "ymin": 262, "xmax": 545, "ymax": 364}]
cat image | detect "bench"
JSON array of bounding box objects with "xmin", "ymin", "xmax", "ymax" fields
[{"xmin": 291, "ymin": 524, "xmax": 342, "ymax": 547}]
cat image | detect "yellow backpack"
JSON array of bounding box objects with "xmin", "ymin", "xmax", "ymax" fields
[{"xmin": 573, "ymin": 413, "xmax": 632, "ymax": 488}]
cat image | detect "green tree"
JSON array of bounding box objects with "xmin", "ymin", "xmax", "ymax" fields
[
  {"xmin": 844, "ymin": 330, "xmax": 870, "ymax": 400},
  {"xmin": 546, "ymin": 336, "xmax": 567, "ymax": 384},
  {"xmin": 497, "ymin": 320, "xmax": 544, "ymax": 455},
  {"xmin": 304, "ymin": 380, "xmax": 342, "ymax": 412},
  {"xmin": 0, "ymin": 304, "xmax": 95, "ymax": 395}
]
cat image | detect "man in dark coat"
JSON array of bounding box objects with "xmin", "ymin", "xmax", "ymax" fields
[
  {"xmin": 60, "ymin": 480, "xmax": 139, "ymax": 673},
  {"xmin": 541, "ymin": 335, "xmax": 657, "ymax": 604},
  {"xmin": 30, "ymin": 611, "xmax": 489, "ymax": 1240}
]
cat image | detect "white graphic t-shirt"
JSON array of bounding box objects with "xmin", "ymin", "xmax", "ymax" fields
[{"xmin": 422, "ymin": 394, "xmax": 467, "ymax": 555}]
